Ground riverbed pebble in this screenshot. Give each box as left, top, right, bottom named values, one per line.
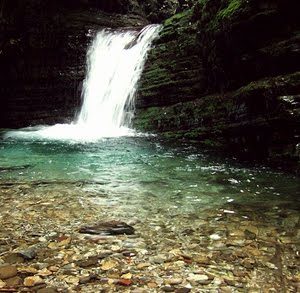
left=0, top=182, right=297, bottom=292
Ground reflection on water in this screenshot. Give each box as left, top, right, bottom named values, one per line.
left=0, top=133, right=299, bottom=214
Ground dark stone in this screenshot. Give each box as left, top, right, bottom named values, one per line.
left=76, top=257, right=99, bottom=268
left=79, top=274, right=98, bottom=284
left=18, top=247, right=37, bottom=260
left=79, top=220, right=135, bottom=235
left=175, top=288, right=191, bottom=293
left=76, top=253, right=111, bottom=268
left=161, top=286, right=175, bottom=292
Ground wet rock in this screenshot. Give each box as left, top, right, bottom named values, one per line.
left=18, top=266, right=38, bottom=274
left=137, top=262, right=151, bottom=269
left=79, top=220, right=135, bottom=235
left=165, top=278, right=183, bottom=285
left=242, top=259, right=256, bottom=269
left=131, top=289, right=147, bottom=293
left=148, top=282, right=158, bottom=288
left=3, top=253, right=24, bottom=264
left=79, top=274, right=98, bottom=284
left=37, top=288, right=58, bottom=293
left=64, top=276, right=80, bottom=285
left=162, top=285, right=175, bottom=292
left=187, top=273, right=209, bottom=285
left=233, top=269, right=248, bottom=278
left=117, top=279, right=132, bottom=286
left=38, top=268, right=53, bottom=277
left=24, top=276, right=45, bottom=287
left=0, top=265, right=18, bottom=279
left=175, top=288, right=191, bottom=293
left=76, top=256, right=100, bottom=268
left=5, top=276, right=23, bottom=287
left=18, top=247, right=37, bottom=260
left=101, top=259, right=119, bottom=271
left=121, top=273, right=132, bottom=279
left=265, top=262, right=277, bottom=270
left=151, top=255, right=167, bottom=264
left=224, top=277, right=236, bottom=286
left=194, top=255, right=210, bottom=265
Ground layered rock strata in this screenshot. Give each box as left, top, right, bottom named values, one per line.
left=0, top=0, right=183, bottom=127
left=135, top=0, right=300, bottom=170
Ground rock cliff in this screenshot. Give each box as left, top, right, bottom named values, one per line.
left=134, top=0, right=300, bottom=171
left=0, top=0, right=182, bottom=127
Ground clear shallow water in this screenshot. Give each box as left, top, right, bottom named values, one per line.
left=1, top=132, right=299, bottom=213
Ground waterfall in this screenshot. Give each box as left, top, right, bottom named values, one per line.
left=4, top=24, right=160, bottom=142
left=76, top=25, right=160, bottom=135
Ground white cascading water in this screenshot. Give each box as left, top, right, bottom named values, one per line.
left=4, top=25, right=160, bottom=142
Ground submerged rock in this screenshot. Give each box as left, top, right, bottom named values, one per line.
left=79, top=220, right=135, bottom=236
left=0, top=265, right=17, bottom=280
left=24, top=275, right=45, bottom=287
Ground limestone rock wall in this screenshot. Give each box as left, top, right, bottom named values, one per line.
left=136, top=9, right=205, bottom=109
left=134, top=0, right=300, bottom=170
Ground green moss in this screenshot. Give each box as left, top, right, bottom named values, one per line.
left=195, top=0, right=248, bottom=31
left=164, top=9, right=192, bottom=27
left=217, top=0, right=242, bottom=20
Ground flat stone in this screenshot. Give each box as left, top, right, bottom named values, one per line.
left=79, top=220, right=135, bottom=235
left=152, top=255, right=166, bottom=264
left=165, top=278, right=183, bottom=285
left=5, top=276, right=22, bottom=287
left=161, top=285, right=175, bottom=292
left=3, top=253, right=24, bottom=264
left=76, top=256, right=99, bottom=268
left=37, top=288, right=57, bottom=293
left=0, top=265, right=18, bottom=279
left=148, top=282, right=158, bottom=288
left=194, top=255, right=210, bottom=264
left=117, top=279, right=132, bottom=286
left=18, top=266, right=38, bottom=274
left=121, top=273, right=132, bottom=279
left=175, top=288, right=191, bottom=293
left=137, top=262, right=150, bottom=269
left=38, top=268, right=53, bottom=277
left=131, top=289, right=147, bottom=293
left=79, top=276, right=92, bottom=284
left=101, top=259, right=118, bottom=271
left=187, top=274, right=209, bottom=284
left=24, top=276, right=45, bottom=287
